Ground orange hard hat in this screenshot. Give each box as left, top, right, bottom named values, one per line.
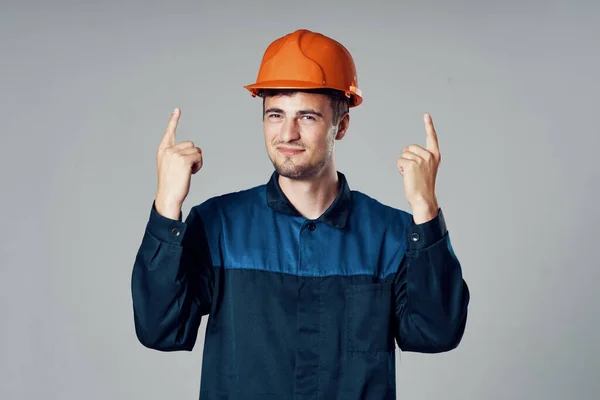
left=244, top=29, right=363, bottom=107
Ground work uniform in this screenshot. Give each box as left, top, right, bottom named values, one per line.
left=131, top=170, right=470, bottom=400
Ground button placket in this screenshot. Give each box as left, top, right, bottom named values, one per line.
left=294, top=219, right=321, bottom=395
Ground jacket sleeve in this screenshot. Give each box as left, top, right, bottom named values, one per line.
left=392, top=208, right=470, bottom=353
left=131, top=200, right=214, bottom=351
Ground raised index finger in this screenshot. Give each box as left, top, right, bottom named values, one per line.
left=424, top=113, right=439, bottom=154
left=160, top=108, right=180, bottom=148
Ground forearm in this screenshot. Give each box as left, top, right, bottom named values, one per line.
left=131, top=202, right=209, bottom=351
left=395, top=209, right=470, bottom=353
left=399, top=234, right=469, bottom=352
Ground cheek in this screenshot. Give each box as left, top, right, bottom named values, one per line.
left=264, top=126, right=278, bottom=143
left=311, top=130, right=334, bottom=150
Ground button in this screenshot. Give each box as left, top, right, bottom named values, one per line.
left=171, top=227, right=181, bottom=237
left=307, top=222, right=316, bottom=231
left=410, top=232, right=420, bottom=242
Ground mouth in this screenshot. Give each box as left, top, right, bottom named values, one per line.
left=276, top=146, right=305, bottom=155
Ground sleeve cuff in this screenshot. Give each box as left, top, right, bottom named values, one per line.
left=146, top=200, right=188, bottom=245
left=407, top=207, right=448, bottom=251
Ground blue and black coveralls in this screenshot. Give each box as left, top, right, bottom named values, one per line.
left=131, top=170, right=470, bottom=400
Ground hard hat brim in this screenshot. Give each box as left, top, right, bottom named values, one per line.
left=244, top=79, right=329, bottom=93
left=244, top=80, right=362, bottom=107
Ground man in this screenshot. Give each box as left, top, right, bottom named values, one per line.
left=131, top=29, right=470, bottom=400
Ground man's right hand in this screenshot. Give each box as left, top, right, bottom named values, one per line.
left=155, top=108, right=203, bottom=219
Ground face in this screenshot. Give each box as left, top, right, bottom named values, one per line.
left=263, top=92, right=348, bottom=180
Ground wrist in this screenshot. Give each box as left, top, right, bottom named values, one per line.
left=410, top=200, right=439, bottom=224
left=155, top=196, right=183, bottom=220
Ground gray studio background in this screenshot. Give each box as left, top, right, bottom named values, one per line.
left=1, top=1, right=599, bottom=399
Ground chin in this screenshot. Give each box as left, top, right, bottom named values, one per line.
left=272, top=159, right=327, bottom=180
left=277, top=168, right=308, bottom=180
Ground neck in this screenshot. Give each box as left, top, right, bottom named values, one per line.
left=278, top=165, right=339, bottom=220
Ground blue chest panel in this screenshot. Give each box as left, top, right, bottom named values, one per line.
left=194, top=185, right=411, bottom=280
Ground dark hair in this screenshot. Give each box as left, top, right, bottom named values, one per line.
left=259, top=88, right=349, bottom=125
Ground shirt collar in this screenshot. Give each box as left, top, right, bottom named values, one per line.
left=265, top=170, right=353, bottom=229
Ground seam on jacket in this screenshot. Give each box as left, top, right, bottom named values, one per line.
left=142, top=229, right=163, bottom=269
left=211, top=265, right=395, bottom=279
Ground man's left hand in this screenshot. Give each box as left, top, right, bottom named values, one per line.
left=397, top=113, right=441, bottom=224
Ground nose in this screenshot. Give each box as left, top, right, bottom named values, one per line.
left=280, top=117, right=300, bottom=142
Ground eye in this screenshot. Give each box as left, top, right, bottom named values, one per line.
left=299, top=115, right=318, bottom=124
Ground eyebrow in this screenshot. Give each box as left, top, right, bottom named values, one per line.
left=264, top=108, right=324, bottom=118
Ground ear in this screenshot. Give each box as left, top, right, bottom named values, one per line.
left=335, top=113, right=350, bottom=140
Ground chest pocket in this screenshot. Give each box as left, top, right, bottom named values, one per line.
left=344, top=282, right=395, bottom=353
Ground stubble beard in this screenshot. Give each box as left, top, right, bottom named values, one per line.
left=272, top=153, right=329, bottom=180
left=270, top=132, right=336, bottom=180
